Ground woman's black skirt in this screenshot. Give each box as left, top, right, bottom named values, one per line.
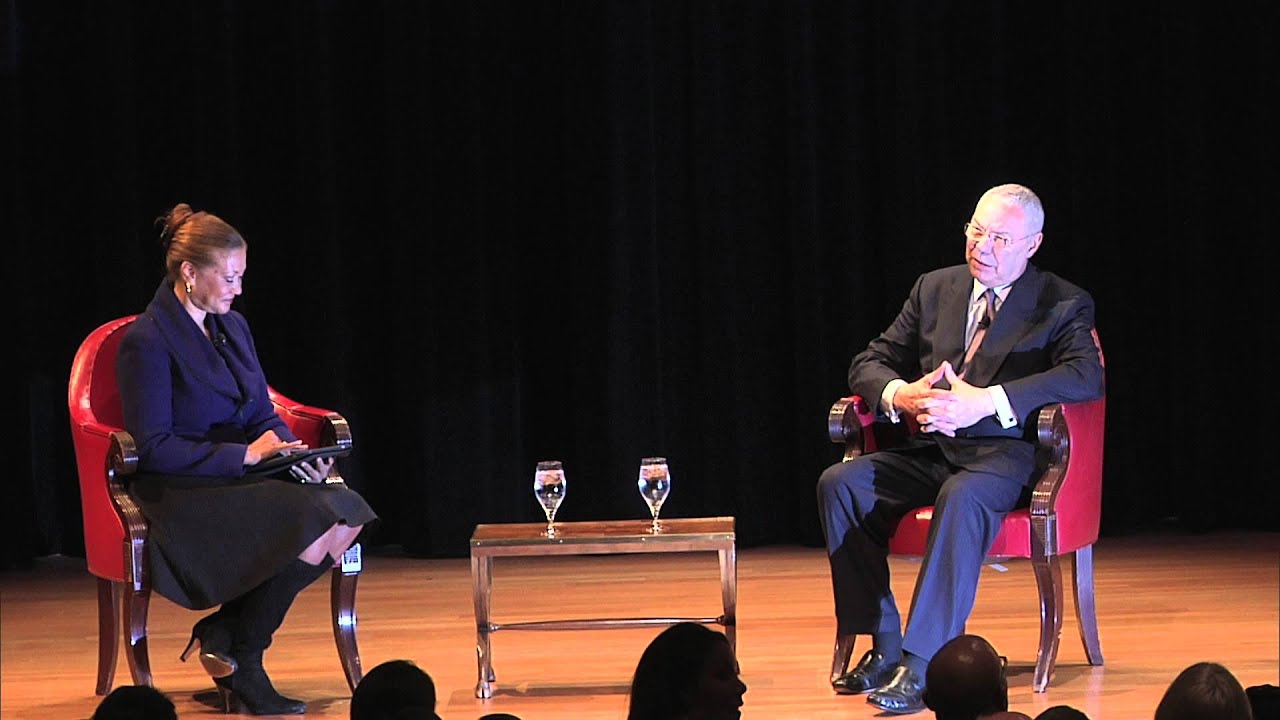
left=127, top=473, right=378, bottom=610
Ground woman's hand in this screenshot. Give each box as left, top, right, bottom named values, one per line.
left=288, top=457, right=335, bottom=484
left=244, top=430, right=306, bottom=466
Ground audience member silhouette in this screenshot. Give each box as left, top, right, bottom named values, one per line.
left=921, top=634, right=1009, bottom=720
left=627, top=622, right=747, bottom=720
left=92, top=685, right=178, bottom=720
left=477, top=715, right=523, bottom=720
left=350, top=660, right=441, bottom=720
left=1155, top=662, right=1254, bottom=720
left=1247, top=684, right=1280, bottom=720
left=1033, top=705, right=1090, bottom=720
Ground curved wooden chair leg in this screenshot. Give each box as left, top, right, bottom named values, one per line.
left=1031, top=553, right=1064, bottom=693
left=122, top=583, right=153, bottom=687
left=96, top=578, right=120, bottom=695
left=1072, top=545, right=1104, bottom=666
left=332, top=553, right=363, bottom=692
left=830, top=634, right=856, bottom=684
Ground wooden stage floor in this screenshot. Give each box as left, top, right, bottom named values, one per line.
left=2, top=530, right=1277, bottom=720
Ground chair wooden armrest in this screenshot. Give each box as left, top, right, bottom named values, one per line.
left=827, top=396, right=867, bottom=459
left=1031, top=404, right=1069, bottom=523
left=828, top=394, right=911, bottom=460
left=269, top=388, right=353, bottom=481
left=103, top=430, right=148, bottom=590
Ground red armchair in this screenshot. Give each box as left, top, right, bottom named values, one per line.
left=69, top=315, right=365, bottom=695
left=826, top=341, right=1106, bottom=692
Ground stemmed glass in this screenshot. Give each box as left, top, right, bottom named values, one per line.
left=533, top=460, right=567, bottom=537
left=637, top=457, right=671, bottom=534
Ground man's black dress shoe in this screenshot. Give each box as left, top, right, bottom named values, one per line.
left=867, top=665, right=926, bottom=715
left=831, top=649, right=897, bottom=695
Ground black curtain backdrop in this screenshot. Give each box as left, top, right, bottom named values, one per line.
left=7, top=2, right=1277, bottom=566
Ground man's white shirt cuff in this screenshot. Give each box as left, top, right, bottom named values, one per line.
left=988, top=385, right=1018, bottom=428
left=881, top=379, right=907, bottom=423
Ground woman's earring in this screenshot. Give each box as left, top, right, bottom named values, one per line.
left=184, top=280, right=193, bottom=295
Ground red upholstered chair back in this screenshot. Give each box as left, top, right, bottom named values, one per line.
left=68, top=315, right=139, bottom=583
left=1046, top=398, right=1105, bottom=554
left=1049, top=328, right=1106, bottom=553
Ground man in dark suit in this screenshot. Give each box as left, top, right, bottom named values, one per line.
left=817, top=184, right=1105, bottom=714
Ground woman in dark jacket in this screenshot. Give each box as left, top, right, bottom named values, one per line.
left=116, top=203, right=377, bottom=715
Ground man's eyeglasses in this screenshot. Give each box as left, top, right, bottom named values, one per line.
left=964, top=222, right=1036, bottom=249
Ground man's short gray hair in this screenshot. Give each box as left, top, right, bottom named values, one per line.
left=980, top=183, right=1044, bottom=234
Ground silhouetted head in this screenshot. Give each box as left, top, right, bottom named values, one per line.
left=1245, top=684, right=1280, bottom=720
left=923, top=634, right=1008, bottom=720
left=351, top=659, right=439, bottom=720
left=1155, top=662, right=1254, bottom=720
left=628, top=622, right=747, bottom=720
left=1034, top=705, right=1091, bottom=720
left=92, top=685, right=177, bottom=720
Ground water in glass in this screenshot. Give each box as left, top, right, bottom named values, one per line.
left=533, top=460, right=567, bottom=536
left=638, top=457, right=671, bottom=533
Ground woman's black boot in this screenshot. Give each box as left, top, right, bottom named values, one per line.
left=214, top=654, right=306, bottom=715
left=219, top=557, right=331, bottom=715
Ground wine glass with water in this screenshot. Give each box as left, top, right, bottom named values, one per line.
left=533, top=460, right=567, bottom=537
left=638, top=457, right=671, bottom=533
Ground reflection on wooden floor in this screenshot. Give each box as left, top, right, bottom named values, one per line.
left=1, top=530, right=1277, bottom=720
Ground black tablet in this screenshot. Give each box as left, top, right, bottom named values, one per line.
left=254, top=445, right=351, bottom=475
